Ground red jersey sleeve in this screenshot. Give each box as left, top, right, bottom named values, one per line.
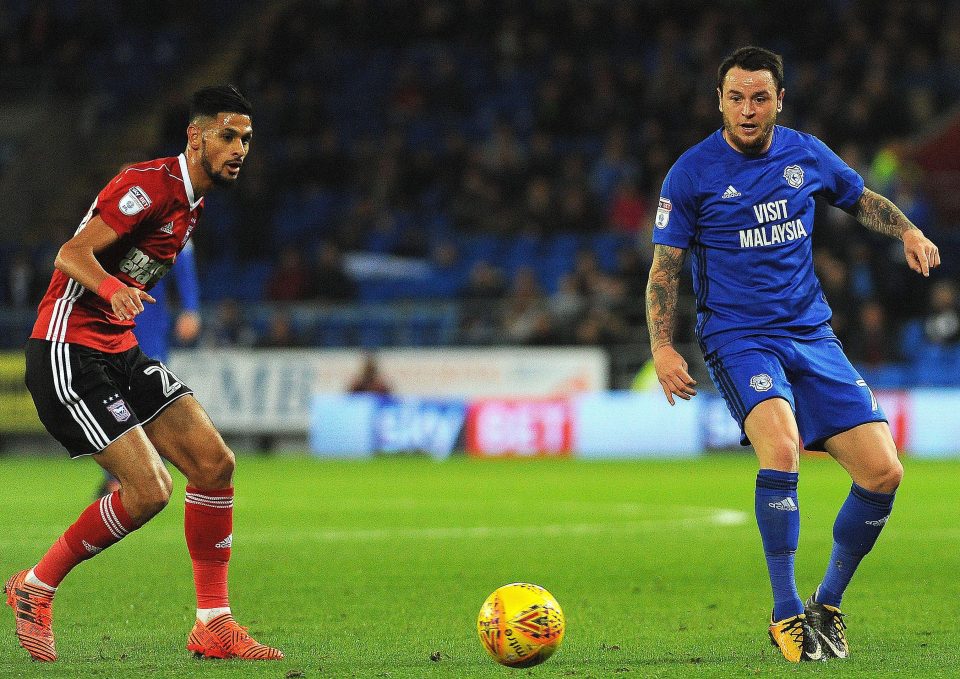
left=95, top=171, right=167, bottom=237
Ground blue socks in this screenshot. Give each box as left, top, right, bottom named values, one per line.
left=755, top=469, right=803, bottom=620
left=816, top=483, right=896, bottom=608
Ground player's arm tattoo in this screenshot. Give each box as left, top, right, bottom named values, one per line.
left=852, top=188, right=921, bottom=240
left=646, top=244, right=686, bottom=352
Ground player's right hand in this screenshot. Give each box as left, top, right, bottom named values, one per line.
left=111, top=287, right=156, bottom=321
left=652, top=345, right=697, bottom=406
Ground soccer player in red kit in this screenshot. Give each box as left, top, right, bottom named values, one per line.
left=4, top=85, right=283, bottom=662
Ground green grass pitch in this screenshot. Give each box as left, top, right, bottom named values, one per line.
left=0, top=453, right=958, bottom=678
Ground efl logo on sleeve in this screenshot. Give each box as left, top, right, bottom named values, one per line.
left=118, top=186, right=152, bottom=216
left=655, top=197, right=672, bottom=229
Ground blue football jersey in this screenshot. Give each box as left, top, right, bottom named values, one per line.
left=134, top=240, right=200, bottom=362
left=652, top=126, right=864, bottom=355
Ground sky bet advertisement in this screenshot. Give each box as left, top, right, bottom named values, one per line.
left=309, top=390, right=960, bottom=459
left=310, top=392, right=702, bottom=459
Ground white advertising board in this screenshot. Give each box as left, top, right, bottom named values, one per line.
left=169, top=347, right=607, bottom=433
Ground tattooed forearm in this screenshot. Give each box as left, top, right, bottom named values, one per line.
left=852, top=188, right=920, bottom=240
left=646, top=244, right=686, bottom=352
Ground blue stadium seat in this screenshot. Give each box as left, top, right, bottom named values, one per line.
left=899, top=320, right=925, bottom=359
left=359, top=317, right=391, bottom=348
left=199, top=258, right=238, bottom=302
left=592, top=232, right=633, bottom=272
left=502, top=234, right=541, bottom=278
left=234, top=260, right=272, bottom=302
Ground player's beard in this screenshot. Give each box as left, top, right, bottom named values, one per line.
left=200, top=141, right=238, bottom=188
left=722, top=111, right=776, bottom=155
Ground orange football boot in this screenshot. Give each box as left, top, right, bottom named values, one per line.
left=187, top=612, right=283, bottom=660
left=4, top=569, right=57, bottom=662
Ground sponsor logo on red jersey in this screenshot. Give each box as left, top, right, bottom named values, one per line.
left=118, top=246, right=173, bottom=286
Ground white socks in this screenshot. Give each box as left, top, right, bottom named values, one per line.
left=197, top=607, right=231, bottom=624
left=25, top=569, right=56, bottom=592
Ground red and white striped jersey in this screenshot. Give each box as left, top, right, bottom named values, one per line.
left=31, top=154, right=204, bottom=352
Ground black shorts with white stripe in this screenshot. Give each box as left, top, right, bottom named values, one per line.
left=24, top=339, right=194, bottom=458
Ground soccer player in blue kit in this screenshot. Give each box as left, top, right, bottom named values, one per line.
left=645, top=47, right=940, bottom=663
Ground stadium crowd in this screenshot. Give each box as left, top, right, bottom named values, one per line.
left=2, top=0, right=960, bottom=383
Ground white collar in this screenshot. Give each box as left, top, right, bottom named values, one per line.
left=177, top=154, right=202, bottom=209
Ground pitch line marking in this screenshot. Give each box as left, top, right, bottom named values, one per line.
left=0, top=508, right=749, bottom=547
left=266, top=507, right=749, bottom=543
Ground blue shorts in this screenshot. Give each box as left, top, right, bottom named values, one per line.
left=705, top=335, right=887, bottom=452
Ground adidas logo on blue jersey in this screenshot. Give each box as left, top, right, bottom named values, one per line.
left=722, top=185, right=741, bottom=199
left=768, top=497, right=798, bottom=511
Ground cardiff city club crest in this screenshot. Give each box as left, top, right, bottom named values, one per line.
left=749, top=373, right=773, bottom=392
left=783, top=165, right=804, bottom=188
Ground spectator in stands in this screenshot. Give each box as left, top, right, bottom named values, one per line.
left=556, top=184, right=604, bottom=233
left=615, top=246, right=650, bottom=302
left=608, top=180, right=649, bottom=235
left=526, top=130, right=559, bottom=181
left=265, top=246, right=311, bottom=302
left=449, top=166, right=501, bottom=233
left=571, top=248, right=603, bottom=297
left=8, top=0, right=960, bottom=368
left=891, top=165, right=935, bottom=229
left=522, top=176, right=554, bottom=235
left=549, top=273, right=586, bottom=335
left=923, top=280, right=960, bottom=345
left=461, top=260, right=506, bottom=305
left=481, top=120, right=526, bottom=187
left=348, top=353, right=392, bottom=395
left=232, top=157, right=276, bottom=261
left=847, top=241, right=877, bottom=302
left=526, top=311, right=565, bottom=346
left=459, top=261, right=507, bottom=344
left=502, top=266, right=545, bottom=344
left=255, top=309, right=304, bottom=348
left=815, top=251, right=855, bottom=344
left=574, top=307, right=625, bottom=348
left=423, top=240, right=463, bottom=298
left=4, top=250, right=37, bottom=309
left=308, top=241, right=356, bottom=303
left=846, top=300, right=898, bottom=366
left=203, top=298, right=256, bottom=348
left=590, top=127, right=639, bottom=206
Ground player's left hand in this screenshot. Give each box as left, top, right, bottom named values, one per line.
left=902, top=229, right=940, bottom=277
left=652, top=345, right=698, bottom=406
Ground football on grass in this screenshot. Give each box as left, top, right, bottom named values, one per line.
left=476, top=582, right=565, bottom=668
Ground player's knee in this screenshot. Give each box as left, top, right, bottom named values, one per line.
left=192, top=443, right=235, bottom=489
left=871, top=457, right=903, bottom=494
left=757, top=438, right=800, bottom=471
left=124, top=467, right=172, bottom=525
